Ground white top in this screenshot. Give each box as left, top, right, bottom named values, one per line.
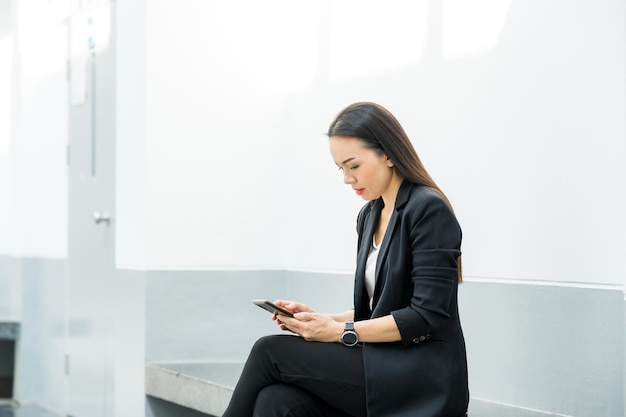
left=365, top=236, right=380, bottom=307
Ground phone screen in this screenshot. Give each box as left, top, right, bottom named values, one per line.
left=252, top=299, right=294, bottom=317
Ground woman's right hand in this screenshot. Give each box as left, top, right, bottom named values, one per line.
left=273, top=300, right=315, bottom=314
left=272, top=300, right=314, bottom=332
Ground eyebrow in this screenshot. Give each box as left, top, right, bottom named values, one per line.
left=335, top=156, right=357, bottom=168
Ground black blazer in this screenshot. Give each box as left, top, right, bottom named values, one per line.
left=354, top=180, right=469, bottom=417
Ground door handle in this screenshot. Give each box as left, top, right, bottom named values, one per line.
left=93, top=211, right=111, bottom=225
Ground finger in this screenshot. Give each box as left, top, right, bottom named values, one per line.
left=294, top=312, right=314, bottom=321
left=274, top=299, right=291, bottom=308
left=282, top=324, right=297, bottom=334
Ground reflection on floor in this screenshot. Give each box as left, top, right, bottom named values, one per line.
left=0, top=403, right=60, bottom=417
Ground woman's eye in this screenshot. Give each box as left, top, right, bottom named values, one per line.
left=350, top=165, right=359, bottom=170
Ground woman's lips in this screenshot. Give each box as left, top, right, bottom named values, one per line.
left=355, top=188, right=364, bottom=196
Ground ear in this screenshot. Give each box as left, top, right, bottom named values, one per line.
left=386, top=157, right=394, bottom=168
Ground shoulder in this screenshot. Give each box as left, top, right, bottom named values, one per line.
left=400, top=183, right=461, bottom=239
left=401, top=183, right=453, bottom=217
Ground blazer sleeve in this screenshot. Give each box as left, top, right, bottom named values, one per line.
left=391, top=193, right=462, bottom=347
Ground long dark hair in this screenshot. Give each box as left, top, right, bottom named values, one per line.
left=327, top=102, right=463, bottom=283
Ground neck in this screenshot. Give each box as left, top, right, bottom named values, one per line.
left=381, top=174, right=404, bottom=212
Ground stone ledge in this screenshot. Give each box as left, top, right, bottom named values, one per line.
left=0, top=322, right=19, bottom=341
left=145, top=362, right=565, bottom=417
left=145, top=362, right=244, bottom=417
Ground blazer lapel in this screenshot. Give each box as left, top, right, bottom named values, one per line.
left=354, top=199, right=381, bottom=319
left=372, top=181, right=413, bottom=308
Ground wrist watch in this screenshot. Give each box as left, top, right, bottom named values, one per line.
left=341, top=320, right=359, bottom=346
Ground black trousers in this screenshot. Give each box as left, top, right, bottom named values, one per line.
left=221, top=335, right=367, bottom=417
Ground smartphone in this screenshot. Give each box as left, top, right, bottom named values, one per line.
left=252, top=299, right=294, bottom=317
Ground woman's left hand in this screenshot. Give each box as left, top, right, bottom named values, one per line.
left=275, top=312, right=344, bottom=343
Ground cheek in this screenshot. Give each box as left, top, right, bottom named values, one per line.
left=357, top=168, right=378, bottom=187
left=360, top=165, right=382, bottom=183
left=367, top=167, right=392, bottom=191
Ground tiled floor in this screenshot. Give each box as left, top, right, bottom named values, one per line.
left=0, top=403, right=59, bottom=417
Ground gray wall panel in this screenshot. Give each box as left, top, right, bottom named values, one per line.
left=14, top=257, right=66, bottom=414
left=0, top=256, right=21, bottom=319
left=283, top=270, right=353, bottom=314
left=459, top=281, right=623, bottom=417
left=114, top=268, right=147, bottom=417
left=146, top=270, right=287, bottom=362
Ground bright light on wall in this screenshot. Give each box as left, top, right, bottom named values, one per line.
left=227, top=1, right=320, bottom=93
left=442, top=0, right=511, bottom=60
left=17, top=0, right=73, bottom=81
left=329, top=0, right=428, bottom=83
left=18, top=25, right=67, bottom=105
left=0, top=36, right=12, bottom=155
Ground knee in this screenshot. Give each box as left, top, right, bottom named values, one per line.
left=252, top=334, right=279, bottom=349
left=253, top=384, right=330, bottom=417
left=252, top=385, right=290, bottom=417
left=250, top=334, right=290, bottom=358
left=250, top=334, right=280, bottom=355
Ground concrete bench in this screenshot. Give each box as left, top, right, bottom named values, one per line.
left=145, top=361, right=560, bottom=417
left=146, top=362, right=243, bottom=417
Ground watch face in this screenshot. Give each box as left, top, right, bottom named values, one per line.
left=342, top=331, right=358, bottom=346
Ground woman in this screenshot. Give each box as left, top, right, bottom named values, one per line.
left=222, top=102, right=469, bottom=417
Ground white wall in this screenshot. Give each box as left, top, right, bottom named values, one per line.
left=141, top=1, right=300, bottom=269
left=116, top=0, right=146, bottom=269
left=0, top=0, right=12, bottom=257
left=444, top=0, right=626, bottom=285
left=118, top=0, right=626, bottom=286
left=0, top=0, right=68, bottom=259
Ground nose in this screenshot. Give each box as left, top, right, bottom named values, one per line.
left=343, top=171, right=355, bottom=184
